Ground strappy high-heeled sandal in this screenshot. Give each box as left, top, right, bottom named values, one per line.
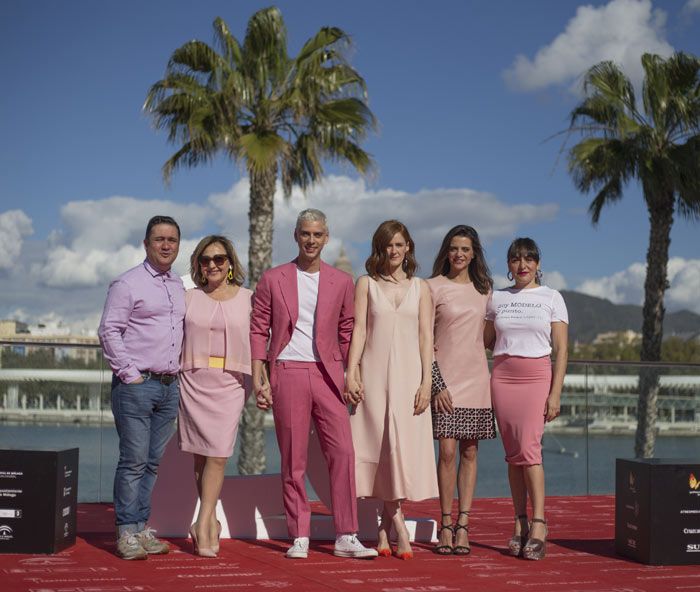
left=523, top=517, right=547, bottom=560
left=433, top=513, right=454, bottom=555
left=453, top=510, right=471, bottom=555
left=507, top=514, right=529, bottom=557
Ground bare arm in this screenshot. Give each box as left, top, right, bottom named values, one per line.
left=545, top=321, right=568, bottom=422
left=345, top=276, right=369, bottom=405
left=483, top=320, right=496, bottom=351
left=414, top=280, right=434, bottom=415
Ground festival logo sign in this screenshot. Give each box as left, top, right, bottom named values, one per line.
left=690, top=473, right=700, bottom=494
left=0, top=524, right=13, bottom=540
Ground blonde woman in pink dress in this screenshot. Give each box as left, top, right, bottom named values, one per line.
left=428, top=225, right=495, bottom=556
left=345, top=220, right=438, bottom=560
left=485, top=237, right=568, bottom=561
left=178, top=235, right=252, bottom=557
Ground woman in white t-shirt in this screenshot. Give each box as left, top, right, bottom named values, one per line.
left=485, top=237, right=568, bottom=561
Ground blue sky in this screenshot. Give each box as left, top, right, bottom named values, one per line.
left=1, top=0, right=700, bottom=331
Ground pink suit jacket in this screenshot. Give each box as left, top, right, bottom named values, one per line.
left=250, top=260, right=355, bottom=399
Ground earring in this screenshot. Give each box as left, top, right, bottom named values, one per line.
left=536, top=269, right=543, bottom=284
left=200, top=276, right=208, bottom=286
left=227, top=268, right=234, bottom=283
left=507, top=271, right=513, bottom=281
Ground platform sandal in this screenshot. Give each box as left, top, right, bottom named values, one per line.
left=508, top=514, right=529, bottom=557
left=523, top=518, right=547, bottom=561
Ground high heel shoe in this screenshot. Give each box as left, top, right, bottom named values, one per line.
left=523, top=518, right=547, bottom=561
left=453, top=510, right=471, bottom=556
left=376, top=519, right=392, bottom=557
left=190, top=523, right=217, bottom=558
left=211, top=520, right=222, bottom=554
left=434, top=512, right=454, bottom=555
left=394, top=550, right=413, bottom=560
left=507, top=514, right=529, bottom=557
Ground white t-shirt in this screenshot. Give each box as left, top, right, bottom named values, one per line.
left=485, top=286, right=568, bottom=358
left=278, top=269, right=321, bottom=362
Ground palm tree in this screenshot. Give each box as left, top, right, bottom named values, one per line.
left=144, top=7, right=376, bottom=474
left=566, top=52, right=700, bottom=457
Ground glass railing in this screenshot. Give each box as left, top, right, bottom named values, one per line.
left=1, top=341, right=698, bottom=502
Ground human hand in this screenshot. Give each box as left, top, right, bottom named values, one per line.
left=544, top=394, right=560, bottom=422
left=432, top=388, right=454, bottom=414
left=256, top=382, right=273, bottom=410
left=414, top=383, right=431, bottom=415
left=344, top=377, right=364, bottom=405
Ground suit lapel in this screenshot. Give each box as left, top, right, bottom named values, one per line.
left=279, top=262, right=299, bottom=327
left=317, top=261, right=335, bottom=324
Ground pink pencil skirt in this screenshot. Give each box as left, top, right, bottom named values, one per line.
left=490, top=355, right=551, bottom=466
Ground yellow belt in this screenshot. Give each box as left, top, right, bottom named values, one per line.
left=208, top=356, right=225, bottom=368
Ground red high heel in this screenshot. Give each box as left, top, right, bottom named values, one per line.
left=394, top=549, right=413, bottom=560
left=377, top=546, right=392, bottom=557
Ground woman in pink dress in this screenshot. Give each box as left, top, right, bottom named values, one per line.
left=345, top=220, right=437, bottom=560
left=178, top=235, right=252, bottom=557
left=485, top=238, right=568, bottom=561
left=428, top=225, right=495, bottom=555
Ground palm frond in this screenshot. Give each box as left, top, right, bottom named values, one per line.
left=670, top=136, right=700, bottom=219
left=588, top=177, right=624, bottom=224
left=238, top=132, right=289, bottom=174
left=213, top=17, right=243, bottom=67
left=168, top=40, right=225, bottom=75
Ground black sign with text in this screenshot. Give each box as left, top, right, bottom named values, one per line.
left=0, top=448, right=78, bottom=554
left=616, top=458, right=700, bottom=565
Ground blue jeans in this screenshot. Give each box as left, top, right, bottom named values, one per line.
left=111, top=374, right=179, bottom=536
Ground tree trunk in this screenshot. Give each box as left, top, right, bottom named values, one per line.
left=237, top=166, right=277, bottom=476
left=634, top=194, right=674, bottom=458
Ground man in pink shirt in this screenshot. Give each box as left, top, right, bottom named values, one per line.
left=98, top=215, right=185, bottom=560
left=250, top=209, right=376, bottom=559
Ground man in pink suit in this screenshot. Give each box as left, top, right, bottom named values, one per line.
left=250, top=209, right=377, bottom=560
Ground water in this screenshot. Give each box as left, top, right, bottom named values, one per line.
left=0, top=423, right=697, bottom=502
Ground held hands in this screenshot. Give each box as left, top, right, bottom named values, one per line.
left=544, top=393, right=560, bottom=422
left=413, top=383, right=431, bottom=416
left=432, top=388, right=454, bottom=414
left=344, top=376, right=364, bottom=405
left=255, top=381, right=273, bottom=411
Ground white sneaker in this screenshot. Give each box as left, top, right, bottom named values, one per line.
left=286, top=537, right=309, bottom=559
left=334, top=534, right=378, bottom=558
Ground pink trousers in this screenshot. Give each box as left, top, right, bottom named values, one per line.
left=272, top=361, right=358, bottom=538
left=490, top=355, right=552, bottom=466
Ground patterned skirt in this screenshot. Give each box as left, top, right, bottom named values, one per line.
left=432, top=407, right=496, bottom=440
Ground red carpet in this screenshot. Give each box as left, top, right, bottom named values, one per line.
left=1, top=496, right=695, bottom=592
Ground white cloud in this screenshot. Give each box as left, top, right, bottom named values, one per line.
left=576, top=258, right=700, bottom=313
left=210, top=175, right=559, bottom=275
left=685, top=0, right=700, bottom=13
left=5, top=176, right=558, bottom=329
left=503, top=0, right=673, bottom=92
left=37, top=198, right=210, bottom=287
left=544, top=270, right=568, bottom=291
left=0, top=210, right=33, bottom=270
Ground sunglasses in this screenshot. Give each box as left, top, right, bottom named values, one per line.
left=198, top=254, right=229, bottom=267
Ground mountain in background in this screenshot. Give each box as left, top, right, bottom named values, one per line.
left=561, top=290, right=700, bottom=343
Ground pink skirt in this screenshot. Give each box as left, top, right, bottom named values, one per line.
left=490, top=355, right=551, bottom=465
